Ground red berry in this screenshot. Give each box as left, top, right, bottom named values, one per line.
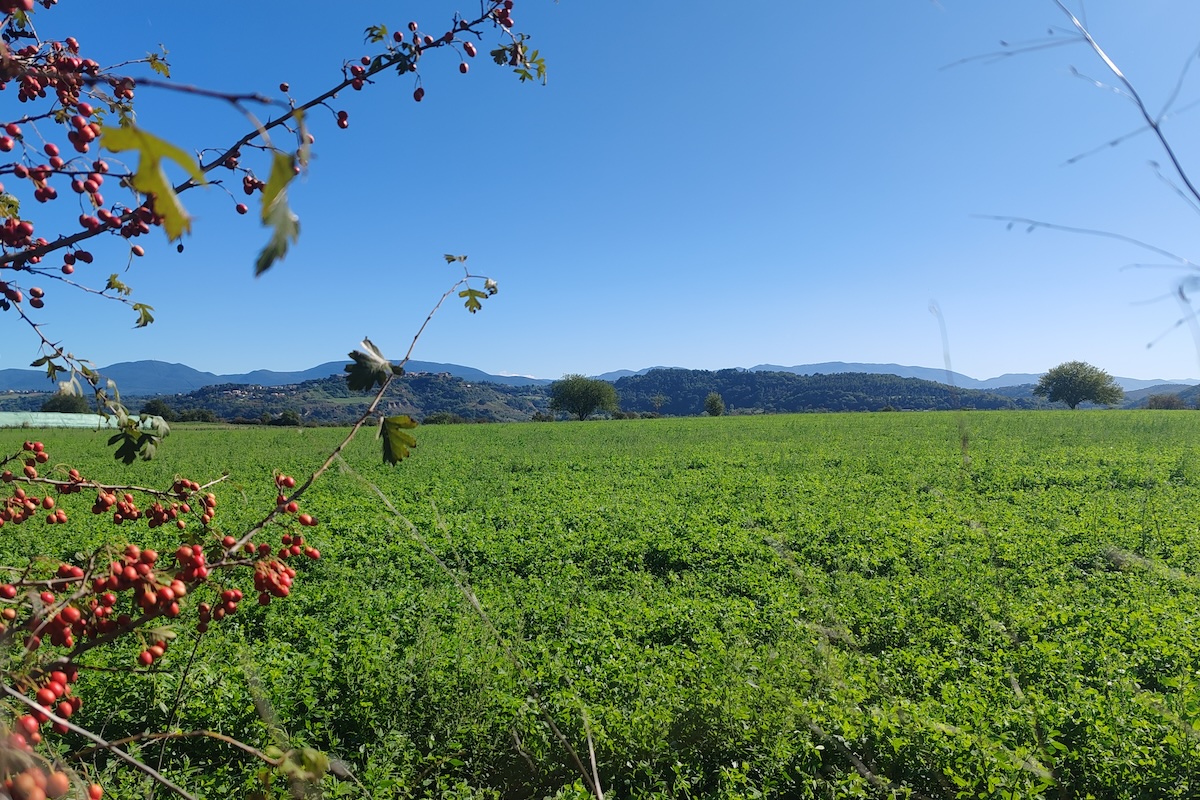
left=459, top=62, right=469, bottom=74
left=413, top=87, right=425, bottom=102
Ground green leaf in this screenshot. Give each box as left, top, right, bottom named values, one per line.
left=443, top=254, right=467, bottom=264
left=379, top=415, right=418, bottom=465
left=364, top=24, right=388, bottom=44
left=458, top=287, right=487, bottom=314
left=255, top=151, right=300, bottom=275
left=345, top=338, right=397, bottom=391
left=132, top=302, right=155, bottom=328
left=101, top=124, right=206, bottom=241
left=147, top=52, right=170, bottom=77
left=0, top=193, right=20, bottom=218
left=105, top=274, right=132, bottom=296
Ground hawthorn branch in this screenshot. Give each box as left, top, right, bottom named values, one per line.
left=72, top=729, right=280, bottom=767
left=1, top=683, right=200, bottom=800
left=0, top=1, right=524, bottom=270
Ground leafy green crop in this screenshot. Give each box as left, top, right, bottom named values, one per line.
left=10, top=411, right=1200, bottom=798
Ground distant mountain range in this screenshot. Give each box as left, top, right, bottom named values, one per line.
left=599, top=362, right=1196, bottom=393
left=0, top=359, right=1192, bottom=396
left=0, top=359, right=552, bottom=395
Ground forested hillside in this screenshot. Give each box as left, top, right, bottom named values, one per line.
left=0, top=369, right=1077, bottom=422
left=614, top=369, right=1041, bottom=415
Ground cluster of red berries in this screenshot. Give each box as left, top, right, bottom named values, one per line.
left=493, top=0, right=516, bottom=29
left=0, top=217, right=34, bottom=248
left=0, top=764, right=97, bottom=800
left=252, top=559, right=296, bottom=605
left=348, top=56, right=370, bottom=90
left=59, top=248, right=91, bottom=275
left=3, top=36, right=101, bottom=110
left=3, top=660, right=105, bottom=799
left=196, top=587, right=242, bottom=633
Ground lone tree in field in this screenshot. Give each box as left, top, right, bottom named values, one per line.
left=705, top=391, right=725, bottom=416
left=1147, top=393, right=1189, bottom=410
left=549, top=374, right=618, bottom=420
left=40, top=391, right=89, bottom=414
left=1033, top=361, right=1124, bottom=409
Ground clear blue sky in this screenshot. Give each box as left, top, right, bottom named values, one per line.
left=12, top=2, right=1200, bottom=382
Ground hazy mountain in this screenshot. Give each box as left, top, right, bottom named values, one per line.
left=751, top=362, right=981, bottom=387
left=593, top=366, right=682, bottom=382
left=747, top=362, right=1197, bottom=392
left=0, top=359, right=551, bottom=396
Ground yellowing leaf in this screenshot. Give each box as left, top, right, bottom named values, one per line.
left=379, top=415, right=418, bottom=465
left=101, top=125, right=206, bottom=241
left=255, top=151, right=300, bottom=275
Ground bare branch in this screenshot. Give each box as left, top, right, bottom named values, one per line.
left=976, top=214, right=1200, bottom=267
left=1053, top=0, right=1200, bottom=207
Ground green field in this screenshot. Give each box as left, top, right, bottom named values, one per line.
left=9, top=411, right=1200, bottom=799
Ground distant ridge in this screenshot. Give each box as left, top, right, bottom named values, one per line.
left=747, top=362, right=1196, bottom=392
left=0, top=358, right=1192, bottom=397
left=0, top=359, right=551, bottom=396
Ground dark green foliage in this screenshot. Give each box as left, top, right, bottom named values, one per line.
left=268, top=409, right=303, bottom=426
left=40, top=391, right=89, bottom=413
left=345, top=338, right=400, bottom=392
left=1147, top=393, right=1188, bottom=410
left=548, top=374, right=618, bottom=420
left=1033, top=360, right=1124, bottom=409
left=615, top=368, right=1033, bottom=415
left=704, top=391, right=724, bottom=416
left=14, top=413, right=1200, bottom=797
left=139, top=397, right=178, bottom=421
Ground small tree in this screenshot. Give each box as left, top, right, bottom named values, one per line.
left=1033, top=361, right=1124, bottom=409
left=549, top=374, right=618, bottom=420
left=140, top=397, right=178, bottom=421
left=704, top=391, right=725, bottom=417
left=40, top=391, right=89, bottom=413
left=1148, top=393, right=1188, bottom=410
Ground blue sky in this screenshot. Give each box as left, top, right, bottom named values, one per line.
left=11, top=2, right=1200, bottom=381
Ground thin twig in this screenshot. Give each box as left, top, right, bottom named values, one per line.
left=977, top=214, right=1200, bottom=267
left=2, top=683, right=200, bottom=800
left=1053, top=0, right=1200, bottom=207
left=71, top=729, right=280, bottom=766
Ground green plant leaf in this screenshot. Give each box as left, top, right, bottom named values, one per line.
left=459, top=287, right=486, bottom=313
left=105, top=274, right=132, bottom=296
left=255, top=151, right=300, bottom=275
left=379, top=415, right=418, bottom=465
left=0, top=193, right=19, bottom=218
left=345, top=338, right=397, bottom=391
left=131, top=303, right=155, bottom=328
left=101, top=125, right=205, bottom=241
left=147, top=52, right=170, bottom=77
